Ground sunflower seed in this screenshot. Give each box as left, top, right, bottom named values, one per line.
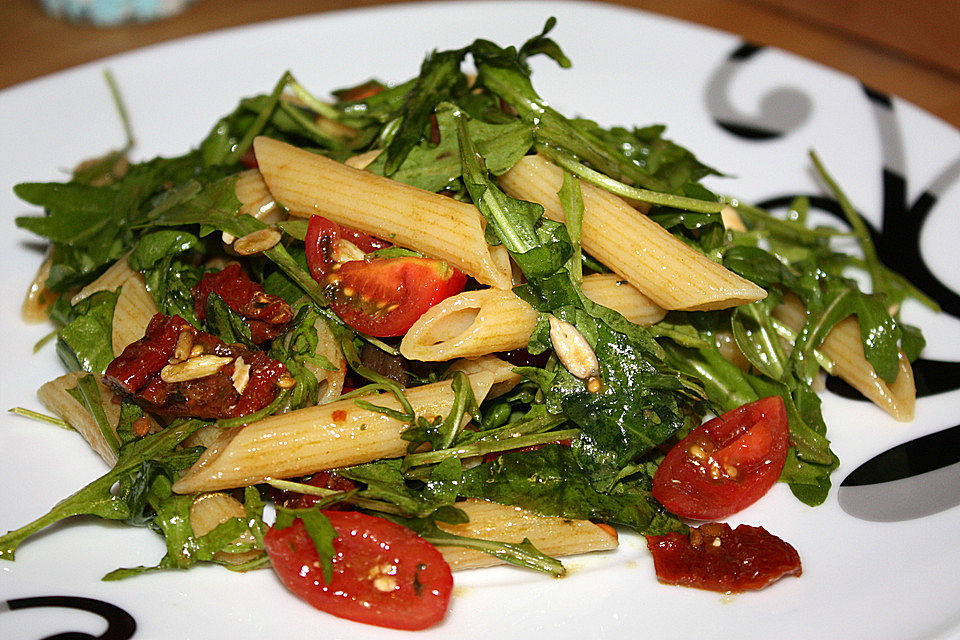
left=548, top=315, right=600, bottom=380
left=161, top=354, right=234, bottom=383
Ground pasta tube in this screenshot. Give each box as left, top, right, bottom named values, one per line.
left=37, top=372, right=123, bottom=466
left=172, top=372, right=496, bottom=494
left=303, top=316, right=348, bottom=404
left=499, top=155, right=766, bottom=311
left=438, top=499, right=618, bottom=571
left=224, top=168, right=288, bottom=246
left=774, top=295, right=915, bottom=420
left=190, top=492, right=263, bottom=565
left=580, top=273, right=667, bottom=325
left=253, top=137, right=513, bottom=289
left=400, top=276, right=666, bottom=362
left=447, top=355, right=523, bottom=399
left=71, top=256, right=159, bottom=356
left=22, top=250, right=55, bottom=323
left=400, top=289, right=537, bottom=362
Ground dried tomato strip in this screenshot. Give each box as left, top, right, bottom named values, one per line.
left=646, top=522, right=802, bottom=593
left=104, top=314, right=289, bottom=420
left=270, top=471, right=358, bottom=510
left=192, top=263, right=293, bottom=344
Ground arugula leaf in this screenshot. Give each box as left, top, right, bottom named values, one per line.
left=383, top=49, right=469, bottom=174
left=129, top=231, right=204, bottom=324
left=459, top=445, right=685, bottom=535
left=458, top=112, right=572, bottom=278
left=340, top=458, right=462, bottom=518
left=399, top=372, right=478, bottom=451
left=268, top=304, right=329, bottom=411
left=203, top=292, right=255, bottom=346
left=56, top=289, right=119, bottom=374
left=66, top=373, right=120, bottom=457
left=14, top=182, right=119, bottom=243
left=0, top=420, right=206, bottom=560
left=366, top=104, right=534, bottom=191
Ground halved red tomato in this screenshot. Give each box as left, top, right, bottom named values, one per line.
left=652, top=396, right=789, bottom=520
left=264, top=511, right=453, bottom=630
left=304, top=215, right=342, bottom=282
left=304, top=215, right=467, bottom=337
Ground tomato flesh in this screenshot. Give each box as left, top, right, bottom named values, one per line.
left=652, top=396, right=789, bottom=520
left=304, top=215, right=467, bottom=337
left=328, top=257, right=466, bottom=337
left=646, top=522, right=802, bottom=592
left=264, top=511, right=453, bottom=630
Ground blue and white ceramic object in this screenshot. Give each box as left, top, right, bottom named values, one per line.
left=40, top=0, right=195, bottom=25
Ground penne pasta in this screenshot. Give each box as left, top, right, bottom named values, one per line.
left=235, top=168, right=285, bottom=224
left=400, top=276, right=666, bottom=362
left=70, top=256, right=159, bottom=356
left=437, top=498, right=618, bottom=571
left=400, top=288, right=537, bottom=362
left=580, top=273, right=667, bottom=326
left=498, top=155, right=766, bottom=311
left=225, top=168, right=288, bottom=245
left=189, top=492, right=263, bottom=565
left=447, top=355, right=523, bottom=399
left=172, top=371, right=496, bottom=494
left=37, top=372, right=123, bottom=466
left=22, top=249, right=55, bottom=323
left=774, top=294, right=915, bottom=420
left=253, top=136, right=513, bottom=289
left=306, top=316, right=348, bottom=405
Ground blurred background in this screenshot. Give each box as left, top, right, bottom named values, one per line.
left=2, top=0, right=959, bottom=128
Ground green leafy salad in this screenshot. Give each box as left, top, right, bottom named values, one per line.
left=2, top=19, right=932, bottom=630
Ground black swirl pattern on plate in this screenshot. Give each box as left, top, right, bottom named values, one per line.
left=1, top=596, right=135, bottom=640
left=706, top=43, right=813, bottom=140
left=709, top=42, right=960, bottom=401
left=708, top=44, right=960, bottom=494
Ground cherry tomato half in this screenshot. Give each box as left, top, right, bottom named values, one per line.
left=264, top=511, right=453, bottom=631
left=652, top=396, right=789, bottom=520
left=304, top=215, right=467, bottom=337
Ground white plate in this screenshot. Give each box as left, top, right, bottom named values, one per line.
left=2, top=2, right=959, bottom=639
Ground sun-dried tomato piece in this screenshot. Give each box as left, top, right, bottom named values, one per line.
left=271, top=471, right=358, bottom=510
left=104, top=314, right=290, bottom=419
left=646, top=522, right=801, bottom=593
left=192, top=263, right=294, bottom=344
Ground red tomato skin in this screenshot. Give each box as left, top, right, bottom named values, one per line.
left=329, top=257, right=467, bottom=337
left=264, top=511, right=453, bottom=631
left=339, top=225, right=392, bottom=253
left=304, top=214, right=465, bottom=337
left=304, top=216, right=342, bottom=283
left=646, top=522, right=802, bottom=592
left=652, top=396, right=789, bottom=520
left=304, top=215, right=391, bottom=282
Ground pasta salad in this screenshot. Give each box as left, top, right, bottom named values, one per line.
left=2, top=20, right=930, bottom=630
